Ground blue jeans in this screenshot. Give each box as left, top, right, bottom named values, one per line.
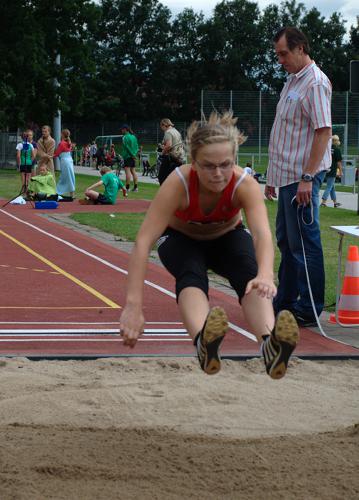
left=322, top=176, right=337, bottom=202
left=273, top=171, right=326, bottom=320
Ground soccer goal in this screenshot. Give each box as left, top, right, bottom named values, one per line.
left=94, top=135, right=123, bottom=148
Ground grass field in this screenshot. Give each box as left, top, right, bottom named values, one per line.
left=0, top=169, right=159, bottom=201
left=1, top=168, right=358, bottom=311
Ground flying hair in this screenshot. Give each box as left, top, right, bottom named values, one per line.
left=186, top=111, right=247, bottom=161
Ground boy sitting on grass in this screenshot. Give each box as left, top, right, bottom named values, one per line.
left=80, top=166, right=127, bottom=205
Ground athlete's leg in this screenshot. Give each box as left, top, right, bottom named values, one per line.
left=241, top=291, right=275, bottom=341
left=209, top=226, right=298, bottom=378
left=178, top=287, right=209, bottom=340
left=157, top=229, right=227, bottom=374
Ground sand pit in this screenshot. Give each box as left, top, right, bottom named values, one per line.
left=0, top=356, right=358, bottom=499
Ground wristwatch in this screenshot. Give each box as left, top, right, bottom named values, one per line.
left=301, top=173, right=314, bottom=182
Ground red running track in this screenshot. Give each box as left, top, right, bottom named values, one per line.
left=0, top=202, right=358, bottom=359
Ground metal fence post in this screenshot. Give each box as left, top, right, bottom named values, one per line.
left=259, top=90, right=262, bottom=162
left=344, top=91, right=348, bottom=159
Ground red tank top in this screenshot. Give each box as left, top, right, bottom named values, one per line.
left=174, top=168, right=241, bottom=225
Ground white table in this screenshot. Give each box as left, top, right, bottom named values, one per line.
left=330, top=226, right=359, bottom=327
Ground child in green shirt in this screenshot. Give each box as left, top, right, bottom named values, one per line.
left=80, top=166, right=127, bottom=205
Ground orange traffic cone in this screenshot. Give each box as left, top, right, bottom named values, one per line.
left=330, top=245, right=359, bottom=325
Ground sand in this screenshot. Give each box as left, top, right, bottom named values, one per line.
left=0, top=356, right=358, bottom=499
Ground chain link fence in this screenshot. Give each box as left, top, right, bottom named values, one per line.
left=201, top=90, right=359, bottom=166
left=62, top=120, right=189, bottom=148
left=2, top=91, right=358, bottom=175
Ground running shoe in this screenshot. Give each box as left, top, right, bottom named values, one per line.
left=262, top=310, right=299, bottom=380
left=195, top=306, right=228, bottom=375
left=132, top=187, right=138, bottom=192
left=334, top=202, right=341, bottom=208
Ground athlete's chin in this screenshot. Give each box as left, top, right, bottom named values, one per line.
left=209, top=181, right=226, bottom=190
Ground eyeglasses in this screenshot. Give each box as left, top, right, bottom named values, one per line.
left=195, top=160, right=234, bottom=171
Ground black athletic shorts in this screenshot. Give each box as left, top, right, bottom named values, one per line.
left=157, top=225, right=258, bottom=302
left=97, top=193, right=112, bottom=205
left=20, top=164, right=32, bottom=173
left=124, top=157, right=135, bottom=169
left=158, top=155, right=182, bottom=185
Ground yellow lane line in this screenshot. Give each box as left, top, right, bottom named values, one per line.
left=0, top=230, right=120, bottom=309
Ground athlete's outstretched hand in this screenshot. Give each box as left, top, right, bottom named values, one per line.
left=120, top=305, right=145, bottom=348
left=244, top=276, right=277, bottom=299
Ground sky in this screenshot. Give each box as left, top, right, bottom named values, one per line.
left=160, top=0, right=358, bottom=31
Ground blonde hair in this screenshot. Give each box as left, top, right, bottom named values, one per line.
left=332, top=134, right=340, bottom=146
left=100, top=166, right=112, bottom=175
left=61, top=129, right=71, bottom=144
left=160, top=118, right=174, bottom=128
left=186, top=111, right=246, bottom=160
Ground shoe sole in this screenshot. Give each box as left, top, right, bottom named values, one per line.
left=270, top=310, right=299, bottom=380
left=202, top=306, right=228, bottom=375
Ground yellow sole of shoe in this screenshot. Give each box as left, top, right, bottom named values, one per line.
left=203, top=306, right=228, bottom=344
left=275, top=310, right=299, bottom=346
left=202, top=307, right=228, bottom=375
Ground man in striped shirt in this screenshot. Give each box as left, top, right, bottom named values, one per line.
left=265, top=27, right=332, bottom=327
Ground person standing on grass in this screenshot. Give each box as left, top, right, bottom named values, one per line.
left=120, top=124, right=139, bottom=192
left=53, top=129, right=75, bottom=199
left=36, top=125, right=55, bottom=177
left=158, top=118, right=185, bottom=185
left=90, top=141, right=97, bottom=168
left=265, top=27, right=332, bottom=328
left=26, top=129, right=38, bottom=176
left=16, top=131, right=36, bottom=190
left=80, top=166, right=127, bottom=204
left=120, top=111, right=299, bottom=380
left=321, top=135, right=342, bottom=208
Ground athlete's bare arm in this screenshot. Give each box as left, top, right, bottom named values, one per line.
left=234, top=174, right=276, bottom=299
left=120, top=171, right=186, bottom=347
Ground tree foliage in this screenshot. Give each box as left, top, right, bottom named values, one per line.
left=0, top=0, right=356, bottom=129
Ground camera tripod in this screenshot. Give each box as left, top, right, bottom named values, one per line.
left=2, top=170, right=33, bottom=209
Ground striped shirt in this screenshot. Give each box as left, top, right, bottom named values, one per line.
left=267, top=62, right=332, bottom=187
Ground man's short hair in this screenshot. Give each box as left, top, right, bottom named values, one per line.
left=273, top=27, right=310, bottom=55
left=100, top=166, right=111, bottom=175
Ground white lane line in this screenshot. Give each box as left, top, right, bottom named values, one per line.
left=0, top=209, right=175, bottom=298
left=0, top=335, right=187, bottom=339
left=0, top=338, right=192, bottom=343
left=0, top=328, right=187, bottom=334
left=229, top=322, right=257, bottom=342
left=0, top=209, right=257, bottom=342
left=0, top=322, right=184, bottom=325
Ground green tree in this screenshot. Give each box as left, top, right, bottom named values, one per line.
left=165, top=8, right=207, bottom=119
left=94, top=0, right=172, bottom=120
left=301, top=9, right=347, bottom=90
left=201, top=0, right=262, bottom=90
left=0, top=0, right=99, bottom=130
left=257, top=0, right=349, bottom=91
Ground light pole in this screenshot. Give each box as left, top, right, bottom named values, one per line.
left=53, top=53, right=61, bottom=171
